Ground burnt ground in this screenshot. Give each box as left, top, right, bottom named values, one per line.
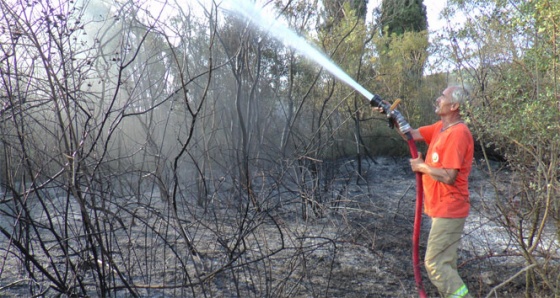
left=259, top=156, right=549, bottom=298
left=0, top=157, right=556, bottom=297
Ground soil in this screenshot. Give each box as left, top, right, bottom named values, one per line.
left=0, top=156, right=555, bottom=297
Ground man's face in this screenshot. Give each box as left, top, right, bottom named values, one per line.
left=435, top=87, right=456, bottom=116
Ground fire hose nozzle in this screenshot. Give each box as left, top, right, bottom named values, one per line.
left=387, top=98, right=412, bottom=134
left=369, top=95, right=412, bottom=134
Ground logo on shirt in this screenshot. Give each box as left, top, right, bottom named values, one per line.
left=432, top=152, right=439, bottom=163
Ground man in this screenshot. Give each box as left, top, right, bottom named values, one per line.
left=378, top=86, right=474, bottom=297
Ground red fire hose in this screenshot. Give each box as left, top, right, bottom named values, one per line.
left=372, top=96, right=427, bottom=297
left=405, top=135, right=427, bottom=298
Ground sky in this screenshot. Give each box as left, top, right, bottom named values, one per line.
left=420, top=0, right=449, bottom=32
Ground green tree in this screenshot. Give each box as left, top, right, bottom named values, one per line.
left=374, top=30, right=430, bottom=122
left=381, top=0, right=427, bottom=36
left=373, top=0, right=429, bottom=131
left=375, top=0, right=428, bottom=107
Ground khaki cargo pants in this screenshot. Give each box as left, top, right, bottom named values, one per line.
left=425, top=217, right=471, bottom=298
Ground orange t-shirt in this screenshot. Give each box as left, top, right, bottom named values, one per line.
left=418, top=121, right=474, bottom=218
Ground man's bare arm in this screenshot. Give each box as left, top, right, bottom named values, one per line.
left=410, top=153, right=459, bottom=185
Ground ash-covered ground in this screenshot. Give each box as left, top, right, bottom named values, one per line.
left=0, top=157, right=556, bottom=297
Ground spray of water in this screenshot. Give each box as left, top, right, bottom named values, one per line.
left=221, top=0, right=374, bottom=100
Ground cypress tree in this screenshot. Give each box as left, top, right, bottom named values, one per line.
left=381, top=0, right=427, bottom=36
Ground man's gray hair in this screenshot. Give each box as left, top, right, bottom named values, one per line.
left=450, top=86, right=470, bottom=105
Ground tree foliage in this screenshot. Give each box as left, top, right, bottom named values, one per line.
left=380, top=0, right=427, bottom=36
left=374, top=0, right=430, bottom=130
left=323, top=0, right=369, bottom=24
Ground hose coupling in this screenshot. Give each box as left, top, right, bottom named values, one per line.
left=369, top=95, right=412, bottom=134
left=389, top=109, right=412, bottom=134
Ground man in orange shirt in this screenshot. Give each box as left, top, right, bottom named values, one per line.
left=406, top=86, right=474, bottom=297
